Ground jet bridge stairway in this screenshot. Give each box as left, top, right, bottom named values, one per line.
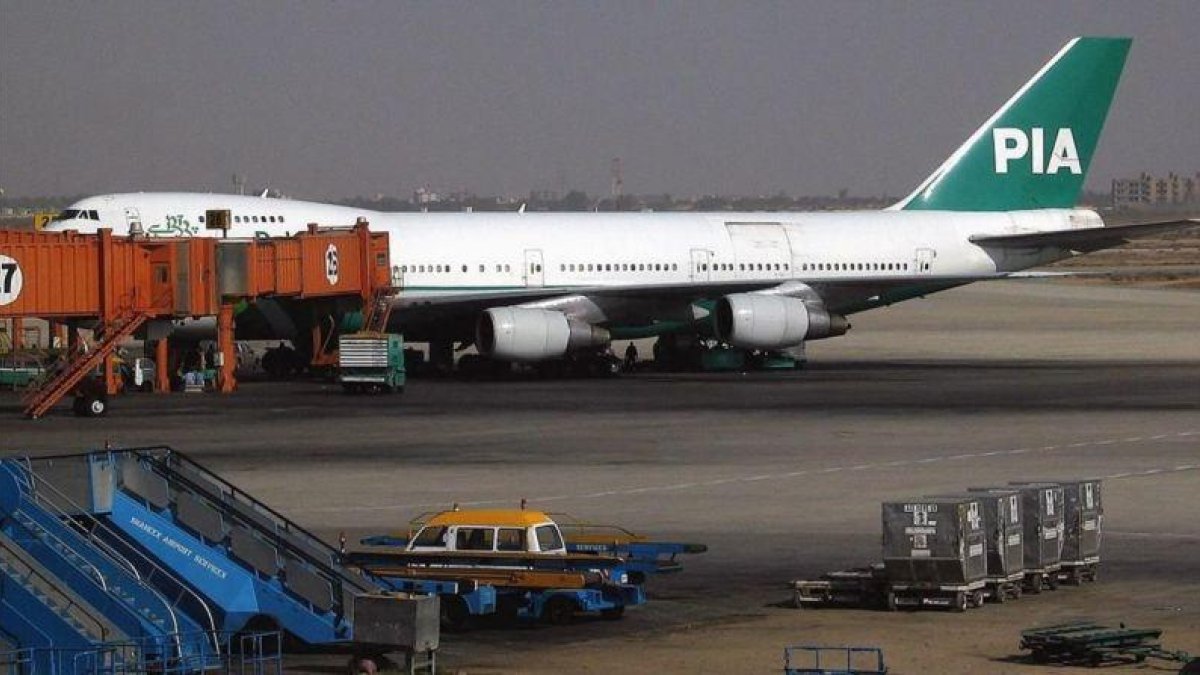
left=0, top=459, right=225, bottom=673
left=21, top=307, right=150, bottom=419
left=67, top=447, right=425, bottom=651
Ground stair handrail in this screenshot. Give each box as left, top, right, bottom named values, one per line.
left=21, top=308, right=150, bottom=417
left=136, top=447, right=374, bottom=592
left=18, top=459, right=220, bottom=657
left=15, top=467, right=186, bottom=660
left=0, top=532, right=112, bottom=643
left=6, top=505, right=110, bottom=594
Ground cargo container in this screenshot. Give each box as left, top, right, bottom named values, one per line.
left=1003, top=482, right=1065, bottom=592
left=339, top=333, right=406, bottom=394
left=881, top=496, right=988, bottom=611
left=1054, top=479, right=1103, bottom=583
left=934, top=491, right=1025, bottom=603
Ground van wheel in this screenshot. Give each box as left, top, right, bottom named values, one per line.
left=600, top=606, right=625, bottom=621
left=541, top=596, right=576, bottom=626
left=440, top=596, right=472, bottom=632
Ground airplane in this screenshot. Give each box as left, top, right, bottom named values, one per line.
left=43, top=37, right=1195, bottom=369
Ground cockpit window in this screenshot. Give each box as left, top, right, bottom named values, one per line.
left=55, top=209, right=81, bottom=221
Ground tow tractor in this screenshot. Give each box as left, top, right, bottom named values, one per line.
left=348, top=507, right=705, bottom=629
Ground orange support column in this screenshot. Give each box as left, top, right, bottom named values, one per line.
left=50, top=321, right=69, bottom=350
left=11, top=317, right=24, bottom=351
left=216, top=303, right=237, bottom=393
left=105, top=353, right=121, bottom=396
left=155, top=338, right=170, bottom=394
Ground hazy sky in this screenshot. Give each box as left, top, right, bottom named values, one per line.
left=1, top=1, right=1196, bottom=200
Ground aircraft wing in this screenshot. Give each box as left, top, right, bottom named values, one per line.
left=390, top=275, right=1010, bottom=340
left=968, top=218, right=1198, bottom=252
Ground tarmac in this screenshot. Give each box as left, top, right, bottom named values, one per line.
left=1, top=279, right=1198, bottom=673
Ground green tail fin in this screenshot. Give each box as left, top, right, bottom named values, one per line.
left=893, top=37, right=1131, bottom=212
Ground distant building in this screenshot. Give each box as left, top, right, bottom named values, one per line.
left=1111, top=172, right=1199, bottom=208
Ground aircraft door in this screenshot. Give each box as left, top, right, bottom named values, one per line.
left=124, top=207, right=143, bottom=235
left=914, top=248, right=936, bottom=275
left=524, top=249, right=544, bottom=287
left=690, top=249, right=712, bottom=282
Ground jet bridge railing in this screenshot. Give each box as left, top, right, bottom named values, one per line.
left=17, top=455, right=222, bottom=657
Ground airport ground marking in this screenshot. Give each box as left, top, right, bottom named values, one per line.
left=290, top=430, right=1199, bottom=514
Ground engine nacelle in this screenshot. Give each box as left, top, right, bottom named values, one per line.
left=477, top=307, right=611, bottom=362
left=714, top=294, right=848, bottom=349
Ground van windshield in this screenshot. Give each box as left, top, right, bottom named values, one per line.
left=411, top=526, right=447, bottom=547
left=535, top=525, right=563, bottom=551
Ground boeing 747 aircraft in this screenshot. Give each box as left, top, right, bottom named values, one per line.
left=45, top=37, right=1193, bottom=367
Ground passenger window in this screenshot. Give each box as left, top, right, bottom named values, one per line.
left=412, top=526, right=447, bottom=547
left=588, top=264, right=594, bottom=271
left=497, top=528, right=525, bottom=552
left=456, top=527, right=495, bottom=551
left=480, top=265, right=485, bottom=272
left=535, top=525, right=563, bottom=551
left=279, top=216, right=285, bottom=223
left=671, top=263, right=678, bottom=271
left=504, top=264, right=510, bottom=272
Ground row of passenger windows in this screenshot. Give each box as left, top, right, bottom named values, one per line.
left=800, top=262, right=910, bottom=272
left=562, top=262, right=679, bottom=272
left=398, top=261, right=916, bottom=275
left=196, top=214, right=287, bottom=224
left=400, top=264, right=513, bottom=274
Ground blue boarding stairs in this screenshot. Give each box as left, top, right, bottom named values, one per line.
left=12, top=449, right=433, bottom=652
left=0, top=458, right=227, bottom=674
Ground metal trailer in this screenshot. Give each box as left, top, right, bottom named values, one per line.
left=881, top=496, right=989, bottom=611
left=346, top=549, right=645, bottom=630
left=791, top=565, right=890, bottom=609
left=1053, top=479, right=1103, bottom=584
left=1002, top=482, right=1065, bottom=592
left=784, top=645, right=888, bottom=675
left=1020, top=621, right=1194, bottom=668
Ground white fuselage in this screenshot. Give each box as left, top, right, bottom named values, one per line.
left=48, top=192, right=1098, bottom=305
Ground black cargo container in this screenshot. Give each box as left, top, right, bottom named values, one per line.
left=946, top=489, right=1026, bottom=602
left=882, top=497, right=988, bottom=610
left=1055, top=479, right=1103, bottom=582
left=1005, top=482, right=1065, bottom=592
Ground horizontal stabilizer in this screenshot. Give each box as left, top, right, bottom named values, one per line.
left=969, top=219, right=1198, bottom=252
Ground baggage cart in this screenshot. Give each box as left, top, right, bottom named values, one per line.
left=1020, top=620, right=1194, bottom=668
left=881, top=496, right=988, bottom=611
left=997, top=482, right=1064, bottom=593
left=784, top=645, right=888, bottom=674
left=1054, top=479, right=1103, bottom=584
left=961, top=488, right=1027, bottom=602
left=791, top=565, right=889, bottom=609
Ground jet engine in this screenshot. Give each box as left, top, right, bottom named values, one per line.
left=714, top=294, right=848, bottom=349
left=477, top=307, right=611, bottom=361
